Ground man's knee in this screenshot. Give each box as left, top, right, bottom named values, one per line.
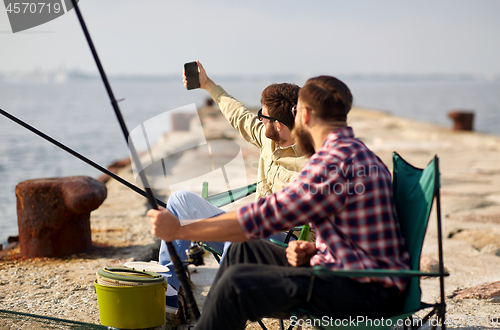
left=166, top=190, right=196, bottom=209
left=210, top=264, right=249, bottom=303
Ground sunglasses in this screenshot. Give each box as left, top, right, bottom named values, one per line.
left=258, top=108, right=284, bottom=124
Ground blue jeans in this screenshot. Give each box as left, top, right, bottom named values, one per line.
left=158, top=190, right=292, bottom=291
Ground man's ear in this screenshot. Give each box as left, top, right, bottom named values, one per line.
left=276, top=121, right=282, bottom=132
left=302, top=106, right=311, bottom=125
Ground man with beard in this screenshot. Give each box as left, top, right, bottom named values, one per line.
left=149, top=75, right=411, bottom=329
left=158, top=61, right=308, bottom=312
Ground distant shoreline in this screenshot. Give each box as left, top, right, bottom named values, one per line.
left=1, top=70, right=499, bottom=84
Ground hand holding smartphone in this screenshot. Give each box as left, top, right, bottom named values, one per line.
left=184, top=61, right=200, bottom=90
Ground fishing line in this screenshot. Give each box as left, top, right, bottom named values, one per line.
left=69, top=0, right=200, bottom=319
left=0, top=108, right=166, bottom=208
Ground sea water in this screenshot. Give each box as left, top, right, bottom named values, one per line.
left=1, top=76, right=499, bottom=247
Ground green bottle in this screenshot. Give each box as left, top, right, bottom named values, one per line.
left=298, top=224, right=310, bottom=241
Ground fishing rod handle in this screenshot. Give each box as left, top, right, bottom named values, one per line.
left=167, top=243, right=201, bottom=320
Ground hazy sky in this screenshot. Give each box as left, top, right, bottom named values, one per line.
left=1, top=0, right=499, bottom=76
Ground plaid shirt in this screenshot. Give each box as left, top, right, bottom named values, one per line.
left=237, top=127, right=411, bottom=292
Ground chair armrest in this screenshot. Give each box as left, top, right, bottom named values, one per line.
left=312, top=266, right=449, bottom=278
left=269, top=238, right=288, bottom=248
left=199, top=242, right=222, bottom=257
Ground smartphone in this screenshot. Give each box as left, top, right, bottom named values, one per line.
left=184, top=61, right=200, bottom=90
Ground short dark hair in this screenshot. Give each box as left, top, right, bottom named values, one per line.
left=298, top=76, right=352, bottom=122
left=260, top=83, right=300, bottom=130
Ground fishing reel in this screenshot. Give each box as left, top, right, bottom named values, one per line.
left=186, top=242, right=205, bottom=266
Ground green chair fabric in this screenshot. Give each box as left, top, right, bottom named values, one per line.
left=199, top=182, right=258, bottom=262
left=293, top=152, right=447, bottom=330
left=202, top=182, right=257, bottom=208
left=392, top=152, right=438, bottom=313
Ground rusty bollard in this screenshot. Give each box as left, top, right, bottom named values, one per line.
left=15, top=176, right=107, bottom=257
left=448, top=110, right=474, bottom=131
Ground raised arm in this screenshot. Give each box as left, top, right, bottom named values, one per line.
left=183, top=61, right=265, bottom=149
left=183, top=60, right=216, bottom=93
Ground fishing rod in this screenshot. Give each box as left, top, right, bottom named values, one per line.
left=69, top=0, right=201, bottom=320
left=0, top=108, right=166, bottom=208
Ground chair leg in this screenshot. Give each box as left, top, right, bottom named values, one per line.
left=257, top=319, right=268, bottom=330
left=428, top=303, right=446, bottom=330
left=257, top=318, right=291, bottom=330
left=211, top=251, right=221, bottom=264
left=435, top=309, right=446, bottom=330
left=403, top=316, right=411, bottom=330
left=431, top=317, right=438, bottom=330
left=416, top=306, right=448, bottom=330
left=285, top=319, right=300, bottom=330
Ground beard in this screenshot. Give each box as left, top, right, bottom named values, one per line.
left=264, top=123, right=285, bottom=145
left=292, top=121, right=315, bottom=157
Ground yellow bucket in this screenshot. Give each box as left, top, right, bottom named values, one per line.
left=94, top=275, right=167, bottom=329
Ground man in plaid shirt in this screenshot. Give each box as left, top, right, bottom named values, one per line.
left=148, top=75, right=411, bottom=329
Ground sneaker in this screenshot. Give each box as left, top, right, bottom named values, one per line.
left=165, top=295, right=179, bottom=314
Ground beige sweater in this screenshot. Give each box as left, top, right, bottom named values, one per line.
left=209, top=85, right=308, bottom=200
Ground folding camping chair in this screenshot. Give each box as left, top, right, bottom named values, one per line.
left=287, top=152, right=448, bottom=330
